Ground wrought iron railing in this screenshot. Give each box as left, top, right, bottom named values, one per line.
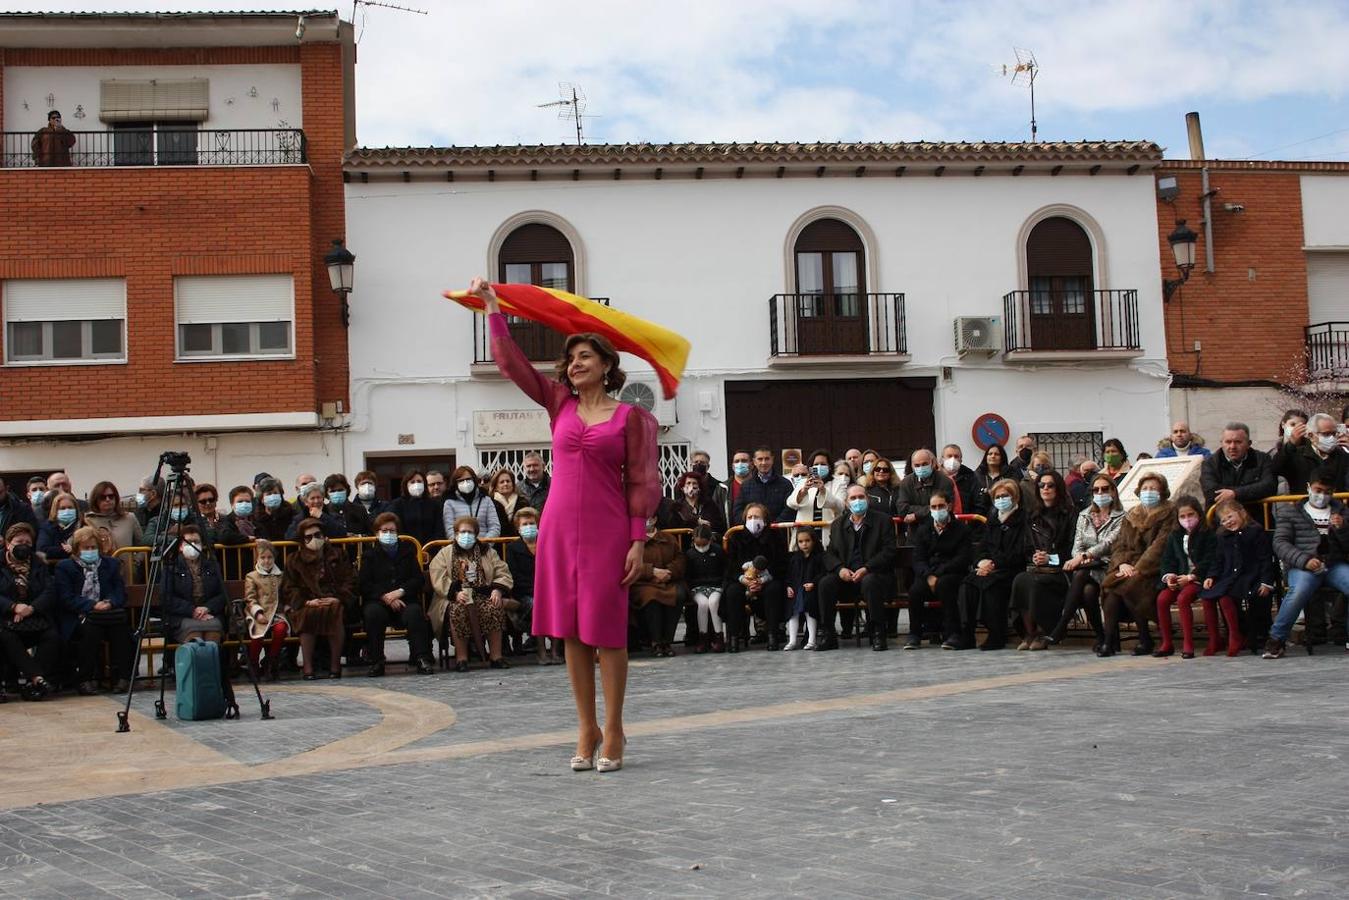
left=1002, top=288, right=1140, bottom=353
left=2, top=128, right=307, bottom=168
left=473, top=297, right=611, bottom=364
left=768, top=292, right=906, bottom=357
left=1306, top=321, right=1349, bottom=380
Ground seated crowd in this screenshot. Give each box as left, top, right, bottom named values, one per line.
left=2, top=409, right=1348, bottom=703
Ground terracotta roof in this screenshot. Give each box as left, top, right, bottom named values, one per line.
left=345, top=140, right=1163, bottom=169
left=1160, top=159, right=1349, bottom=173
left=0, top=10, right=337, bottom=18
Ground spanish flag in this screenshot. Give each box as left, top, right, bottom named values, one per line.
left=444, top=284, right=690, bottom=399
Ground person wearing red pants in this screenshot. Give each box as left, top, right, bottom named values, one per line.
left=1199, top=500, right=1277, bottom=657
left=1155, top=496, right=1217, bottom=658
left=244, top=539, right=289, bottom=681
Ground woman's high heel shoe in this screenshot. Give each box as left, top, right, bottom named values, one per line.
left=597, top=737, right=628, bottom=773
left=570, top=736, right=602, bottom=772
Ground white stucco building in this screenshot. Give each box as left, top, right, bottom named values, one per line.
left=340, top=141, right=1172, bottom=490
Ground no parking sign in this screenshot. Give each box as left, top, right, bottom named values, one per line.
left=972, top=413, right=1011, bottom=451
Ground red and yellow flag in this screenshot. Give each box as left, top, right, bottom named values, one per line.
left=444, top=284, right=690, bottom=399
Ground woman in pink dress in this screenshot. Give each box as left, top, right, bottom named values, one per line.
left=467, top=278, right=661, bottom=773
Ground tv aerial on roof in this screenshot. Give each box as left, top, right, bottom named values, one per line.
left=1000, top=47, right=1039, bottom=143
left=538, top=83, right=601, bottom=145
left=346, top=0, right=428, bottom=43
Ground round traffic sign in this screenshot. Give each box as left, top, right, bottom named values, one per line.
left=972, top=413, right=1011, bottom=451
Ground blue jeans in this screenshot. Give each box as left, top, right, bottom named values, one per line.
left=1271, top=564, right=1349, bottom=640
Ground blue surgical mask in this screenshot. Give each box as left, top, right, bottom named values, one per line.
left=1092, top=493, right=1114, bottom=508
left=519, top=524, right=539, bottom=541
left=79, top=548, right=100, bottom=565
left=733, top=462, right=750, bottom=477
left=31, top=489, right=46, bottom=506
left=328, top=490, right=348, bottom=506
left=1308, top=490, right=1330, bottom=509
left=848, top=498, right=868, bottom=515
left=455, top=531, right=477, bottom=550
left=913, top=464, right=933, bottom=480
left=377, top=531, right=398, bottom=546
left=792, top=475, right=807, bottom=488
left=57, top=508, right=78, bottom=526
left=233, top=501, right=253, bottom=517
left=862, top=461, right=875, bottom=475
left=263, top=493, right=282, bottom=509
left=993, top=496, right=1014, bottom=513
left=1139, top=489, right=1161, bottom=507
left=812, top=465, right=830, bottom=479
left=171, top=507, right=188, bottom=522
left=931, top=507, right=949, bottom=524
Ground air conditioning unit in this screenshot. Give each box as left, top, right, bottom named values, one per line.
left=954, top=316, right=1001, bottom=356
left=617, top=379, right=677, bottom=427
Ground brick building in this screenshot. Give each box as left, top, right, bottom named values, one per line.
left=0, top=11, right=354, bottom=494
left=1155, top=155, right=1349, bottom=450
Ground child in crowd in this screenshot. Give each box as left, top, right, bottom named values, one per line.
left=244, top=539, right=289, bottom=681
left=683, top=524, right=727, bottom=654
left=785, top=526, right=826, bottom=650
left=1200, top=499, right=1276, bottom=657
left=1154, top=496, right=1217, bottom=658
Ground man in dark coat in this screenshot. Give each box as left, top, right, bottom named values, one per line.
left=818, top=484, right=897, bottom=651
left=0, top=478, right=38, bottom=537
left=732, top=446, right=793, bottom=524
left=1200, top=423, right=1277, bottom=520
left=907, top=491, right=974, bottom=649
left=518, top=452, right=551, bottom=514
left=940, top=444, right=980, bottom=513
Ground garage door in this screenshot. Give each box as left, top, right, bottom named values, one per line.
left=724, top=377, right=936, bottom=465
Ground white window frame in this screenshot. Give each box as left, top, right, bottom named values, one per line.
left=2, top=279, right=128, bottom=367
left=173, top=275, right=296, bottom=363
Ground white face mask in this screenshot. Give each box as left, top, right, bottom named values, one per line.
left=1317, top=434, right=1339, bottom=453
left=457, top=479, right=476, bottom=494
left=357, top=483, right=376, bottom=500
left=745, top=517, right=765, bottom=535
left=407, top=482, right=425, bottom=497
left=181, top=542, right=202, bottom=561
left=1308, top=490, right=1330, bottom=509
left=942, top=456, right=960, bottom=473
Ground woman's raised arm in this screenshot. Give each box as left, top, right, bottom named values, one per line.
left=468, top=277, right=570, bottom=419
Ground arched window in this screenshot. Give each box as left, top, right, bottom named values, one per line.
left=499, top=223, right=574, bottom=291
left=792, top=218, right=866, bottom=354
left=1025, top=216, right=1095, bottom=350
left=496, top=223, right=574, bottom=359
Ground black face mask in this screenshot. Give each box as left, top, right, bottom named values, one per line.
left=10, top=544, right=33, bottom=562
left=1019, top=447, right=1033, bottom=463
left=692, top=462, right=709, bottom=475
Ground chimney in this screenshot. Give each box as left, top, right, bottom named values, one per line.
left=1185, top=112, right=1206, bottom=161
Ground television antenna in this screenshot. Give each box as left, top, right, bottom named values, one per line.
left=538, top=83, right=598, bottom=145
left=351, top=0, right=428, bottom=17
left=1000, top=48, right=1039, bottom=142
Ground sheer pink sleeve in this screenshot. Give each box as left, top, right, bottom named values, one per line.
left=624, top=404, right=662, bottom=542
left=489, top=313, right=570, bottom=419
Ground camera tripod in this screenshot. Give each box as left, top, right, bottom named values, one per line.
left=116, top=450, right=273, bottom=732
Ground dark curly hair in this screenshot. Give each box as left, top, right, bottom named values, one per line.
left=555, top=332, right=626, bottom=394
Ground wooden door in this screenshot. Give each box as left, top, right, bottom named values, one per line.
left=1026, top=217, right=1095, bottom=351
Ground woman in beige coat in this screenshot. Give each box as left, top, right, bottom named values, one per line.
left=243, top=539, right=288, bottom=681
left=429, top=516, right=513, bottom=672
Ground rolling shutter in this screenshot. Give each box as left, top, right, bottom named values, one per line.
left=100, top=79, right=209, bottom=122
left=1027, top=217, right=1093, bottom=278
left=175, top=275, right=292, bottom=324
left=3, top=279, right=125, bottom=322
left=1307, top=251, right=1349, bottom=325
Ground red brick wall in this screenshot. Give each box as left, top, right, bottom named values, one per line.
left=1156, top=168, right=1308, bottom=384
left=0, top=39, right=352, bottom=423
left=0, top=167, right=317, bottom=419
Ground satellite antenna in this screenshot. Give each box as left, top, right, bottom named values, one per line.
left=1001, top=48, right=1039, bottom=142
left=538, top=83, right=596, bottom=145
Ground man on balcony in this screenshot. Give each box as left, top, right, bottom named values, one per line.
left=732, top=446, right=793, bottom=525
left=1155, top=421, right=1211, bottom=459
left=1200, top=423, right=1276, bottom=521
left=30, top=111, right=75, bottom=167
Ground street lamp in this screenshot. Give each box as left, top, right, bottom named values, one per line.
left=324, top=238, right=355, bottom=326
left=1162, top=220, right=1198, bottom=302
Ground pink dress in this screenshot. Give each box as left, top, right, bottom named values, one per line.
left=490, top=314, right=661, bottom=648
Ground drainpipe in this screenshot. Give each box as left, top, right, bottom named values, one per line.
left=1185, top=112, right=1215, bottom=274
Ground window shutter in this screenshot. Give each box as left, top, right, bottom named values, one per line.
left=176, top=275, right=292, bottom=324
left=100, top=79, right=209, bottom=122
left=1307, top=252, right=1349, bottom=325
left=795, top=218, right=863, bottom=253
left=1026, top=217, right=1093, bottom=278
left=500, top=224, right=573, bottom=264
left=3, top=279, right=125, bottom=322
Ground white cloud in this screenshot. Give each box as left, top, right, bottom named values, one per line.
left=6, top=0, right=1349, bottom=150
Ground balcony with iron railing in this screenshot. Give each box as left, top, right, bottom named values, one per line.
left=1002, top=288, right=1142, bottom=362
left=1306, top=321, right=1349, bottom=384
left=472, top=298, right=611, bottom=368
left=767, top=292, right=908, bottom=366
left=2, top=128, right=308, bottom=168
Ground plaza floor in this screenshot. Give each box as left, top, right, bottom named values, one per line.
left=2, top=641, right=1347, bottom=898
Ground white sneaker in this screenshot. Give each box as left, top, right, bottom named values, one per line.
left=803, top=641, right=818, bottom=651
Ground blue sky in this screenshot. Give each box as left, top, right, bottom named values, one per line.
left=7, top=0, right=1349, bottom=160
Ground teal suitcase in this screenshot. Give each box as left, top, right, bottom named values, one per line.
left=175, top=638, right=226, bottom=721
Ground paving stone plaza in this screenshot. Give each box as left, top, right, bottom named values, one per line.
left=2, top=643, right=1347, bottom=898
